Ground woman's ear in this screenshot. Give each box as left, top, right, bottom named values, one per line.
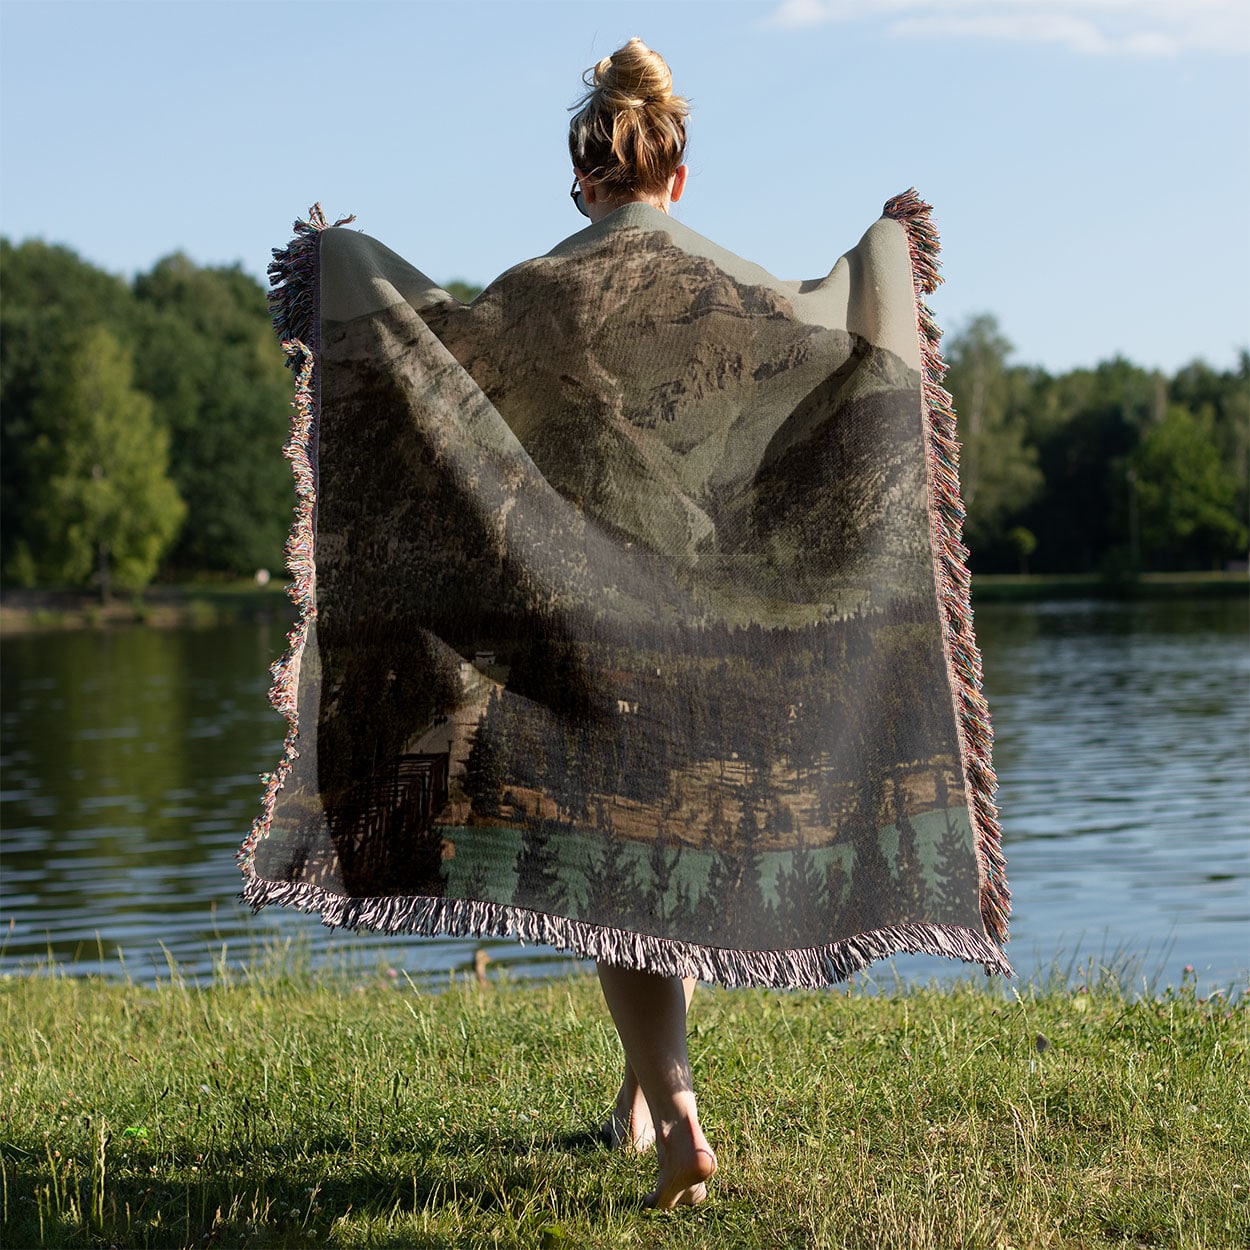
left=575, top=168, right=598, bottom=205
left=669, top=164, right=688, bottom=203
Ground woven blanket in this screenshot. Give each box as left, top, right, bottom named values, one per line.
left=239, top=192, right=1011, bottom=987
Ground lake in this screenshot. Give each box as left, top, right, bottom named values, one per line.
left=2, top=596, right=1246, bottom=993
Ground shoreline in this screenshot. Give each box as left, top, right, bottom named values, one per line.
left=969, top=569, right=1248, bottom=602
left=0, top=582, right=294, bottom=634
left=1, top=570, right=1245, bottom=634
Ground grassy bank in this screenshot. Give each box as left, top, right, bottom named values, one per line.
left=0, top=583, right=294, bottom=634
left=1, top=570, right=1245, bottom=633
left=970, top=570, right=1249, bottom=602
left=2, top=964, right=1245, bottom=1249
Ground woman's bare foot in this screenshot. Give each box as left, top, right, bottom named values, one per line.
left=602, top=1071, right=655, bottom=1151
left=595, top=966, right=712, bottom=1207
left=644, top=1115, right=717, bottom=1209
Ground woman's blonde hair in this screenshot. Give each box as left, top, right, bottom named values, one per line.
left=568, top=38, right=689, bottom=199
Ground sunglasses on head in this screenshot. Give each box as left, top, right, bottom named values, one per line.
left=570, top=177, right=589, bottom=219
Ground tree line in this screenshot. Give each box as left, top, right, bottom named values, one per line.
left=946, top=315, right=1247, bottom=574
left=1, top=238, right=1245, bottom=594
left=0, top=238, right=481, bottom=597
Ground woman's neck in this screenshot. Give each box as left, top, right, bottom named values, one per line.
left=586, top=193, right=669, bottom=225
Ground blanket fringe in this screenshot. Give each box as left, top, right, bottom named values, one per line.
left=266, top=203, right=355, bottom=359
left=238, top=205, right=349, bottom=873
left=241, top=873, right=1013, bottom=988
left=883, top=189, right=1011, bottom=947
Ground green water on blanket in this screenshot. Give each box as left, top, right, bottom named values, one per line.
left=1, top=597, right=1245, bottom=992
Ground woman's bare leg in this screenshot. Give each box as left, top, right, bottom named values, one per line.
left=603, top=1057, right=654, bottom=1151
left=602, top=978, right=696, bottom=1152
left=596, top=964, right=716, bottom=1208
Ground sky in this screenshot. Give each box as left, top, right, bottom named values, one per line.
left=1, top=0, right=1247, bottom=376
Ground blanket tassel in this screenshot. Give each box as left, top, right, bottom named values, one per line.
left=884, top=189, right=1011, bottom=949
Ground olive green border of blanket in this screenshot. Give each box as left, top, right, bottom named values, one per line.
left=237, top=198, right=1013, bottom=988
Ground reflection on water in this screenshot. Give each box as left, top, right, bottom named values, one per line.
left=1, top=597, right=1246, bottom=990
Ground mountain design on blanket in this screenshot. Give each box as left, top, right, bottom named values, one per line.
left=242, top=197, right=1011, bottom=986
left=421, top=230, right=928, bottom=604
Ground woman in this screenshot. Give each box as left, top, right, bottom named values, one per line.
left=247, top=32, right=1010, bottom=1222
left=566, top=37, right=717, bottom=1211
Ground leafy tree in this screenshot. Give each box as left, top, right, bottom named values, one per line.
left=1007, top=526, right=1037, bottom=574
left=1, top=240, right=138, bottom=580
left=2, top=240, right=292, bottom=581
left=21, top=327, right=185, bottom=596
left=1168, top=353, right=1250, bottom=543
left=1021, top=357, right=1159, bottom=573
left=443, top=280, right=483, bottom=304
left=131, top=255, right=293, bottom=574
left=944, top=315, right=1043, bottom=553
left=1132, top=405, right=1247, bottom=568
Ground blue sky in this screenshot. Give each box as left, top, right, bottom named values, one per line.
left=2, top=0, right=1247, bottom=375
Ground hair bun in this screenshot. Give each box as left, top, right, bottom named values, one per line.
left=594, top=37, right=675, bottom=110
left=569, top=38, right=689, bottom=198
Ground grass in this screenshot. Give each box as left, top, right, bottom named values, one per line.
left=1, top=958, right=1246, bottom=1249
